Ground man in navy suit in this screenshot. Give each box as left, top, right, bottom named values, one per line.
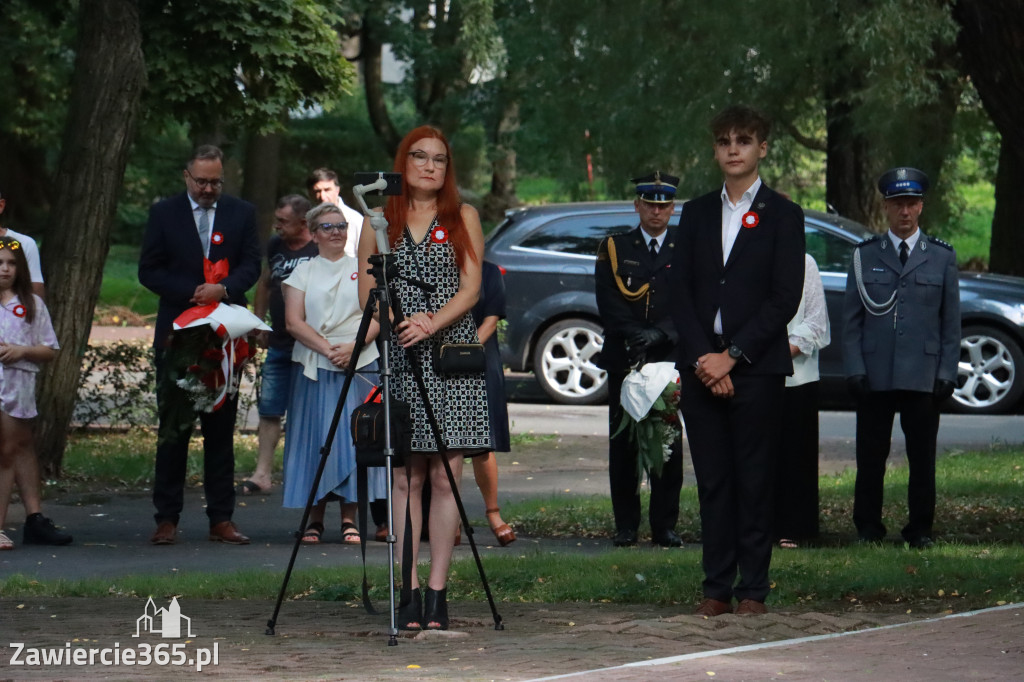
left=139, top=145, right=261, bottom=546
left=670, top=106, right=805, bottom=616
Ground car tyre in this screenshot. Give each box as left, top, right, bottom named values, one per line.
left=952, top=325, right=1024, bottom=414
left=532, top=318, right=608, bottom=405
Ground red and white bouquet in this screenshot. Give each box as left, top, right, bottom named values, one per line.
left=166, top=258, right=270, bottom=412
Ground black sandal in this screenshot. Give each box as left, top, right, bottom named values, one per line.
left=301, top=521, right=324, bottom=544
left=397, top=587, right=423, bottom=631
left=423, top=587, right=449, bottom=630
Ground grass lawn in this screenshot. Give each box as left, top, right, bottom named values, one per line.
left=3, top=432, right=1021, bottom=613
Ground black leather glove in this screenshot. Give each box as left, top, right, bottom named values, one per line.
left=933, top=379, right=955, bottom=401
left=625, top=341, right=646, bottom=366
left=628, top=327, right=668, bottom=352
left=847, top=375, right=870, bottom=401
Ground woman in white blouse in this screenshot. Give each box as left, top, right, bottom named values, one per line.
left=281, top=203, right=384, bottom=544
left=775, top=253, right=830, bottom=548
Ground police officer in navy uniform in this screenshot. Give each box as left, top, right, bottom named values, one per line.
left=595, top=171, right=684, bottom=547
left=842, top=167, right=960, bottom=549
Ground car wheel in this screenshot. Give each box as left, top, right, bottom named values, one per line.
left=953, top=325, right=1024, bottom=414
left=532, top=318, right=608, bottom=405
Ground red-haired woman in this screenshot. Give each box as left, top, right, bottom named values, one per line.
left=358, top=126, right=490, bottom=631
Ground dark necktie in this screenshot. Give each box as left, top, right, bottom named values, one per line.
left=649, top=237, right=658, bottom=259
left=899, top=240, right=909, bottom=266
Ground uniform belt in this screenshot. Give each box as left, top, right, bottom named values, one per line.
left=714, top=334, right=730, bottom=351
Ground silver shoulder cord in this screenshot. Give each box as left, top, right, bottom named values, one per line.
left=853, top=247, right=897, bottom=316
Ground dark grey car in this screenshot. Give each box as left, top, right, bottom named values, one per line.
left=484, top=201, right=1024, bottom=414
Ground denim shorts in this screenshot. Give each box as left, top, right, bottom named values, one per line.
left=258, top=346, right=295, bottom=418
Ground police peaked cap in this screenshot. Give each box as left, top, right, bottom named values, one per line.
left=632, top=171, right=679, bottom=203
left=877, top=167, right=929, bottom=199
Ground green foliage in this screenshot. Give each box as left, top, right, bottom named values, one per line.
left=0, top=0, right=75, bottom=146
left=72, top=340, right=262, bottom=434
left=140, top=0, right=355, bottom=136
left=74, top=341, right=156, bottom=430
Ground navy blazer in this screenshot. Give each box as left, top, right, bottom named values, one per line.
left=139, top=192, right=262, bottom=349
left=669, top=184, right=805, bottom=376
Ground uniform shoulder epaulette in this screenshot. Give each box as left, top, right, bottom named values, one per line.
left=926, top=235, right=954, bottom=251
left=855, top=235, right=881, bottom=248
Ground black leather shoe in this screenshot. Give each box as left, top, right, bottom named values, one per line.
left=652, top=530, right=682, bottom=547
left=612, top=529, right=638, bottom=547
left=906, top=535, right=934, bottom=549
left=423, top=587, right=449, bottom=630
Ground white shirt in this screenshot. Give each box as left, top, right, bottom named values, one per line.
left=338, top=200, right=365, bottom=260
left=786, top=254, right=830, bottom=387
left=284, top=254, right=379, bottom=379
left=715, top=176, right=762, bottom=334
left=639, top=227, right=667, bottom=254
left=887, top=228, right=920, bottom=261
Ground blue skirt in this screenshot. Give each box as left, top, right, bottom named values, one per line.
left=282, top=362, right=386, bottom=508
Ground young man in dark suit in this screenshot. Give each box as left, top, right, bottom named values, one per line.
left=595, top=172, right=684, bottom=548
left=670, top=107, right=805, bottom=615
left=139, top=145, right=262, bottom=546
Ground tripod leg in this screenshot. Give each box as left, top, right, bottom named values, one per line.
left=265, top=291, right=380, bottom=636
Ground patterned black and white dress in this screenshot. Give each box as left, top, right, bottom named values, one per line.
left=388, top=220, right=491, bottom=454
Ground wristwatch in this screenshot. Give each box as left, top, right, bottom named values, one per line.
left=727, top=344, right=744, bottom=360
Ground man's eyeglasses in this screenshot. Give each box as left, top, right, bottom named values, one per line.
left=0, top=240, right=21, bottom=250
left=185, top=168, right=224, bottom=190
left=408, top=150, right=449, bottom=168
left=316, top=222, right=348, bottom=233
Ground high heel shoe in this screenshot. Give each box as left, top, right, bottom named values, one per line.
left=486, top=507, right=516, bottom=547
left=423, top=587, right=449, bottom=630
left=397, top=587, right=422, bottom=630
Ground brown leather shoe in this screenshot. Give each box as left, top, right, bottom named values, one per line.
left=694, top=598, right=733, bottom=617
left=208, top=521, right=250, bottom=545
left=150, top=522, right=177, bottom=545
left=735, top=599, right=768, bottom=615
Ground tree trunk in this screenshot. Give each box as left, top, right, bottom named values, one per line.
left=241, top=121, right=285, bottom=246
left=954, top=0, right=1024, bottom=274
left=35, top=0, right=145, bottom=475
left=482, top=99, right=520, bottom=224
left=987, top=140, right=1024, bottom=275
left=361, top=12, right=401, bottom=157
left=824, top=96, right=884, bottom=231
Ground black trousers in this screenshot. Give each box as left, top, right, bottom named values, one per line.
left=853, top=390, right=939, bottom=542
left=607, top=372, right=683, bottom=536
left=153, top=349, right=238, bottom=526
left=679, top=370, right=783, bottom=603
left=774, top=381, right=820, bottom=540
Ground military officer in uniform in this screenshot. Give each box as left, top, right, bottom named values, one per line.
left=595, top=171, right=684, bottom=548
left=843, top=167, right=960, bottom=549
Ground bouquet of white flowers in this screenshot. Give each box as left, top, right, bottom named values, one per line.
left=612, top=362, right=682, bottom=492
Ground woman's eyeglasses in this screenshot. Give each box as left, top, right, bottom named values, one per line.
left=316, top=222, right=348, bottom=233
left=408, top=150, right=449, bottom=168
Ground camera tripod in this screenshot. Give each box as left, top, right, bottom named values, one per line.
left=266, top=183, right=503, bottom=645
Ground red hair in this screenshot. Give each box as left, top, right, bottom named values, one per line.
left=385, top=125, right=477, bottom=269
